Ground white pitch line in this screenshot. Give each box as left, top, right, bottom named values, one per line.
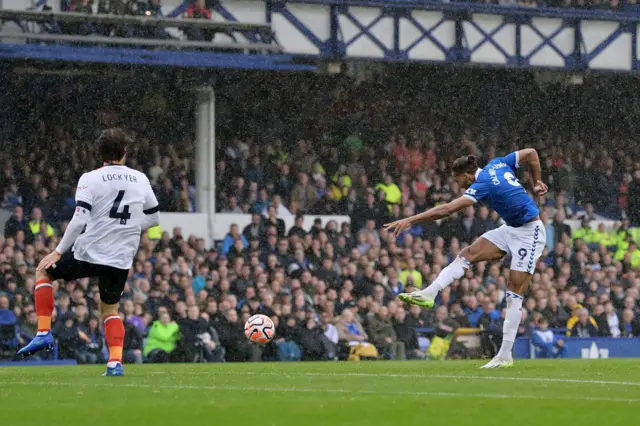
left=147, top=370, right=640, bottom=388
left=3, top=381, right=640, bottom=403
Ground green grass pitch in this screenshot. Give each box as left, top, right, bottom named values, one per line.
left=1, top=359, right=639, bottom=426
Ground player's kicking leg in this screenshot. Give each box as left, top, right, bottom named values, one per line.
left=398, top=236, right=505, bottom=308
left=17, top=270, right=55, bottom=356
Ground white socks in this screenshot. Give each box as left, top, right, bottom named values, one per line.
left=420, top=256, right=471, bottom=299
left=497, top=291, right=523, bottom=359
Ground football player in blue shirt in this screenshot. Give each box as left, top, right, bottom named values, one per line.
left=384, top=149, right=547, bottom=368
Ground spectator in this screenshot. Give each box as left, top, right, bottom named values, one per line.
left=243, top=213, right=264, bottom=242
left=291, top=173, right=317, bottom=213
left=0, top=295, right=19, bottom=359
left=463, top=295, right=484, bottom=328
left=399, top=258, right=423, bottom=289
left=178, top=306, right=224, bottom=362
left=221, top=224, right=248, bottom=256
left=543, top=295, right=570, bottom=329
left=122, top=299, right=145, bottom=333
left=18, top=310, right=39, bottom=345
left=298, top=317, right=334, bottom=361
left=392, top=307, right=421, bottom=359
left=4, top=206, right=32, bottom=242
left=120, top=312, right=144, bottom=364
left=570, top=308, right=599, bottom=337
left=77, top=317, right=105, bottom=365
left=54, top=316, right=89, bottom=362
left=185, top=0, right=214, bottom=41
left=157, top=178, right=180, bottom=212
left=375, top=174, right=401, bottom=212
left=478, top=302, right=501, bottom=357
left=368, top=305, right=405, bottom=360
left=428, top=306, right=459, bottom=360
left=217, top=309, right=261, bottom=362
left=601, top=302, right=621, bottom=338
left=531, top=318, right=566, bottom=358
left=320, top=310, right=338, bottom=357
left=566, top=302, right=596, bottom=329
left=335, top=308, right=378, bottom=360
left=593, top=304, right=611, bottom=337
left=144, top=312, right=181, bottom=363
left=620, top=309, right=640, bottom=337
left=276, top=313, right=302, bottom=361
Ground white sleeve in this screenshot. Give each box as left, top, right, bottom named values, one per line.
left=141, top=211, right=160, bottom=231
left=55, top=175, right=94, bottom=254
left=55, top=212, right=90, bottom=254
left=74, top=173, right=95, bottom=212
left=141, top=177, right=160, bottom=231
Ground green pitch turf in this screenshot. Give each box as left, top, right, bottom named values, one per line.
left=1, top=359, right=639, bottom=426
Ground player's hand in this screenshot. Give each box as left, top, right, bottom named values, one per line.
left=533, top=180, right=548, bottom=196
left=383, top=218, right=413, bottom=237
left=37, top=251, right=61, bottom=272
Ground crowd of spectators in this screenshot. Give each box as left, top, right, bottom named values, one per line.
left=2, top=68, right=640, bottom=363
left=51, top=0, right=222, bottom=43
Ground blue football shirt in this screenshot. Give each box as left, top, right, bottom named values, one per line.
left=462, top=152, right=539, bottom=227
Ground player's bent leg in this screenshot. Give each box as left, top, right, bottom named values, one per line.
left=399, top=237, right=506, bottom=309
left=481, top=269, right=532, bottom=369
left=18, top=270, right=56, bottom=357
left=101, top=300, right=125, bottom=377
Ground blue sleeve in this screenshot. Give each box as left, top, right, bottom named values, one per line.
left=463, top=176, right=490, bottom=203
left=222, top=236, right=233, bottom=254
left=241, top=235, right=249, bottom=247
left=503, top=152, right=520, bottom=171
left=531, top=331, right=545, bottom=348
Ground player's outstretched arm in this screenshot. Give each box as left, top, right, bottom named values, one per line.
left=37, top=207, right=90, bottom=271
left=383, top=196, right=473, bottom=237
left=517, top=148, right=547, bottom=195
left=38, top=174, right=94, bottom=271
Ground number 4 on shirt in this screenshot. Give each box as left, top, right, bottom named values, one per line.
left=110, top=190, right=131, bottom=225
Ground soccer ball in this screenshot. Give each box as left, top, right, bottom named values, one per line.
left=244, top=314, right=275, bottom=344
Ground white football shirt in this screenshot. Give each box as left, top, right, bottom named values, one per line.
left=72, top=165, right=158, bottom=270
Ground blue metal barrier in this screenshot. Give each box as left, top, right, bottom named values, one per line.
left=515, top=336, right=640, bottom=359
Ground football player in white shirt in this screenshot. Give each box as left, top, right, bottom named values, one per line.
left=18, top=129, right=160, bottom=376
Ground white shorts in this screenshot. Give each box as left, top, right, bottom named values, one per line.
left=481, top=219, right=545, bottom=274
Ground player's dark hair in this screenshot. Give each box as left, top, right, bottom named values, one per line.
left=97, top=128, right=131, bottom=163
left=451, top=155, right=478, bottom=175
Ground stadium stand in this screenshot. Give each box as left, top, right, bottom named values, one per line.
left=1, top=61, right=640, bottom=362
